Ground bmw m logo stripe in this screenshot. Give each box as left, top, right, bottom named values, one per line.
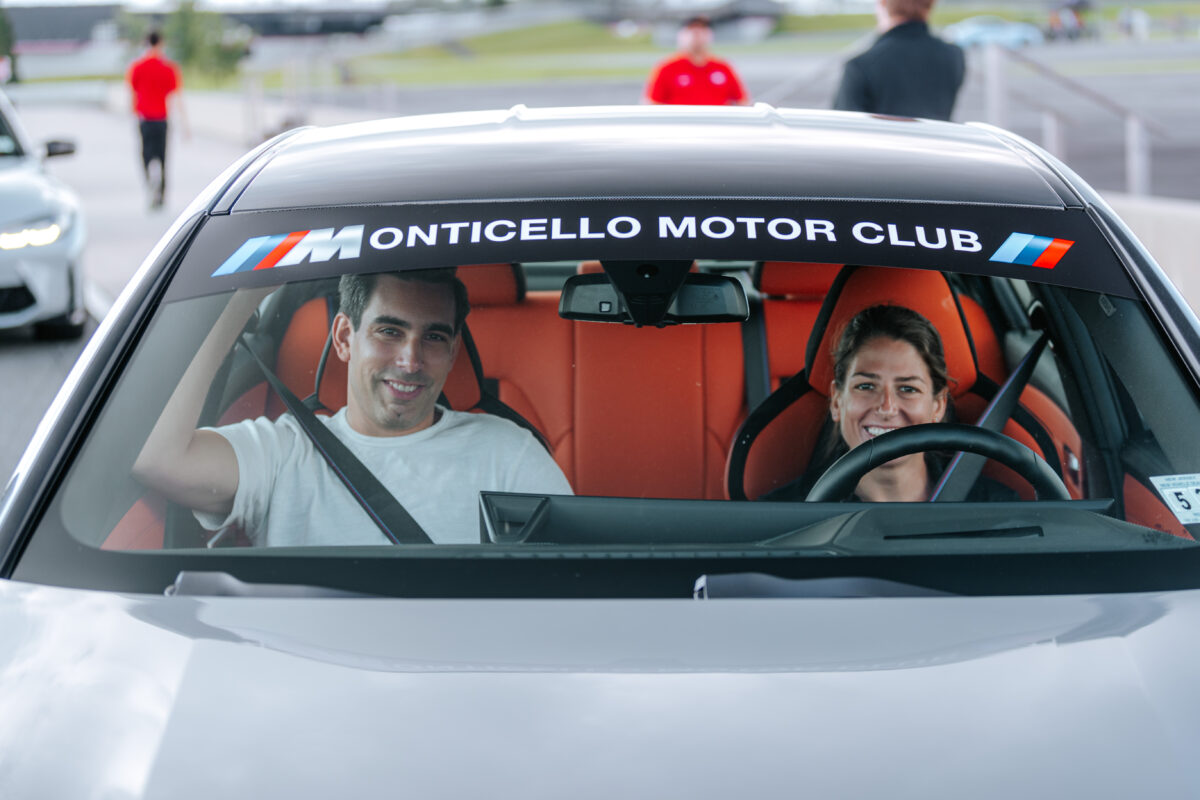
left=213, top=233, right=300, bottom=276
left=212, top=226, right=363, bottom=276
left=989, top=232, right=1075, bottom=269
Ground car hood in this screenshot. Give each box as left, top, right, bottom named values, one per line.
left=0, top=157, right=72, bottom=223
left=1, top=580, right=1198, bottom=798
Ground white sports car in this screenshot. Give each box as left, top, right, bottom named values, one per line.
left=0, top=90, right=86, bottom=338
left=3, top=105, right=1200, bottom=797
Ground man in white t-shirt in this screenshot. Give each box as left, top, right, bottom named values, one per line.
left=133, top=269, right=572, bottom=546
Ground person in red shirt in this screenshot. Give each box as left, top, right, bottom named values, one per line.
left=127, top=30, right=185, bottom=209
left=644, top=16, right=749, bottom=106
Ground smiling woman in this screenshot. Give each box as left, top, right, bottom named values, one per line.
left=828, top=305, right=950, bottom=501
left=759, top=302, right=1025, bottom=504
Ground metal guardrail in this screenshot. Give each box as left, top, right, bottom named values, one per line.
left=754, top=31, right=876, bottom=106
left=982, top=42, right=1167, bottom=196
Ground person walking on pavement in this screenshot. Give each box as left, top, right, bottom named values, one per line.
left=645, top=15, right=749, bottom=106
left=128, top=30, right=185, bottom=209
left=832, top=0, right=964, bottom=121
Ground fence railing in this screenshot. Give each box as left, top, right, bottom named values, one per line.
left=982, top=42, right=1167, bottom=196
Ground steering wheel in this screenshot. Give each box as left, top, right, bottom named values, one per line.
left=805, top=422, right=1071, bottom=502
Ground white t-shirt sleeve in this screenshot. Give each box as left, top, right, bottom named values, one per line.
left=192, top=416, right=297, bottom=537
left=506, top=433, right=574, bottom=496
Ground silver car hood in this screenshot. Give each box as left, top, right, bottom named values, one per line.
left=1, top=579, right=1197, bottom=798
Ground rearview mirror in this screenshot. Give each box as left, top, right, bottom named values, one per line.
left=559, top=271, right=748, bottom=327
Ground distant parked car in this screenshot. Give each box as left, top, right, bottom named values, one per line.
left=943, top=15, right=1045, bottom=48
left=0, top=91, right=86, bottom=339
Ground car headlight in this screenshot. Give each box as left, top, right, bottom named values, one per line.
left=0, top=211, right=71, bottom=250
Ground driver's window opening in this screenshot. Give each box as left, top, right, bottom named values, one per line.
left=48, top=259, right=1200, bottom=554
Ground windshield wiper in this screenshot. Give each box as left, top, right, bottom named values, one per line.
left=693, top=572, right=954, bottom=599
left=166, top=571, right=372, bottom=598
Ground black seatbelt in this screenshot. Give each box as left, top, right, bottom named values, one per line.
left=238, top=334, right=433, bottom=545
left=456, top=324, right=552, bottom=452
left=738, top=273, right=771, bottom=412
left=301, top=293, right=338, bottom=413
left=930, top=332, right=1050, bottom=502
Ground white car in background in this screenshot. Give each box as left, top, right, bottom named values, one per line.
left=943, top=15, right=1045, bottom=48
left=0, top=91, right=86, bottom=339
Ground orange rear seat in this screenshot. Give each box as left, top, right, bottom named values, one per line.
left=567, top=261, right=746, bottom=499
left=571, top=321, right=745, bottom=499
left=458, top=266, right=577, bottom=484
left=755, top=262, right=843, bottom=390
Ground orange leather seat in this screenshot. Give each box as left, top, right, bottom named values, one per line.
left=570, top=261, right=745, bottom=499
left=754, top=262, right=843, bottom=390
left=459, top=265, right=577, bottom=483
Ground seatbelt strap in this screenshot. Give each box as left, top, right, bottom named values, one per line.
left=457, top=325, right=552, bottom=452
left=301, top=293, right=338, bottom=413
left=739, top=275, right=771, bottom=412
left=931, top=332, right=1050, bottom=502
left=238, top=334, right=433, bottom=545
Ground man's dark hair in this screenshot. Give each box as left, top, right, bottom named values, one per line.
left=338, top=268, right=470, bottom=333
left=147, top=29, right=161, bottom=47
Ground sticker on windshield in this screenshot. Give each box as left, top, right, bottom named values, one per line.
left=989, top=232, right=1074, bottom=269
left=213, top=226, right=364, bottom=276
left=212, top=216, right=989, bottom=279
left=169, top=199, right=1139, bottom=304
left=1149, top=474, right=1200, bottom=524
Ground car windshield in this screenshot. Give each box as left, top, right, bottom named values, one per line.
left=16, top=201, right=1200, bottom=597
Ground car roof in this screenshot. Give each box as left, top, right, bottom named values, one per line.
left=217, top=105, right=1084, bottom=214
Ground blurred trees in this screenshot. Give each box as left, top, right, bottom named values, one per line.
left=123, top=1, right=251, bottom=79
left=0, top=5, right=18, bottom=83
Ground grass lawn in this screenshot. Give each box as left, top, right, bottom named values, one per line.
left=133, top=5, right=1200, bottom=91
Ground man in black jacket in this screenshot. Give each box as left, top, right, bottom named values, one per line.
left=832, top=0, right=965, bottom=121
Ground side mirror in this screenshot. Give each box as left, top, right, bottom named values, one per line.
left=44, top=140, right=75, bottom=158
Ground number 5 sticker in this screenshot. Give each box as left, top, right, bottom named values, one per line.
left=1150, top=475, right=1200, bottom=524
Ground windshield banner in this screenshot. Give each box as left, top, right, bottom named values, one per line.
left=168, top=199, right=1134, bottom=302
